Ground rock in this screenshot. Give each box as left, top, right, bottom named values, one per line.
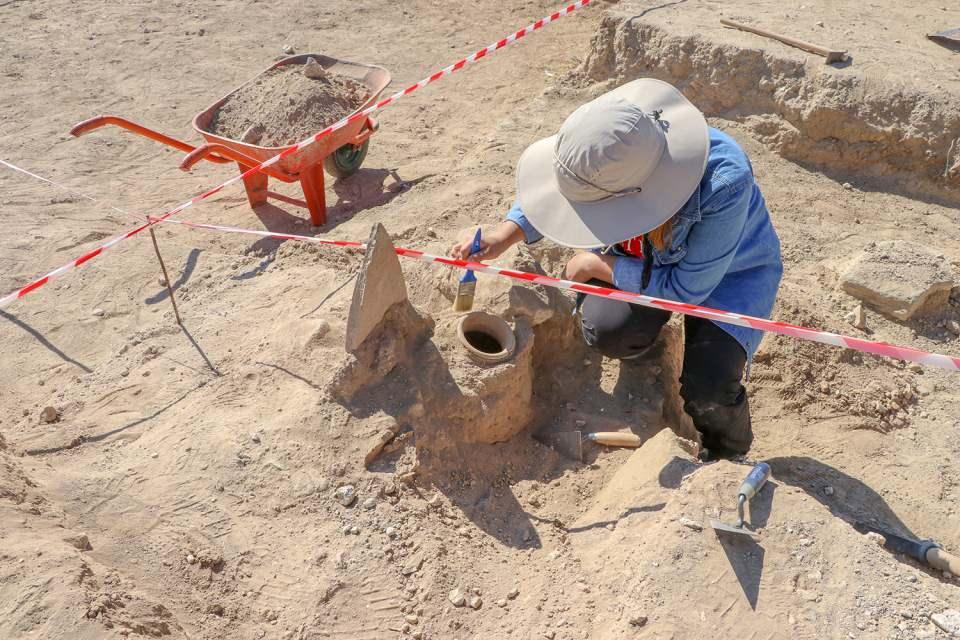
left=349, top=526, right=360, bottom=535
left=63, top=533, right=92, bottom=551
left=92, top=308, right=105, bottom=317
left=362, top=497, right=377, bottom=510
left=865, top=532, right=886, bottom=546
left=404, top=614, right=419, bottom=625
left=345, top=224, right=409, bottom=352
left=468, top=595, right=483, bottom=610
left=496, top=598, right=507, bottom=607
left=839, top=241, right=954, bottom=320
left=40, top=406, right=59, bottom=424
left=507, top=587, right=520, bottom=600
left=629, top=614, right=648, bottom=627
left=842, top=182, right=852, bottom=190
left=931, top=610, right=960, bottom=636
left=282, top=44, right=294, bottom=54
left=186, top=553, right=197, bottom=564
left=251, top=431, right=262, bottom=444
left=844, top=304, right=867, bottom=329
left=363, top=414, right=401, bottom=469
left=678, top=516, right=703, bottom=531
left=948, top=320, right=960, bottom=336
left=823, top=486, right=834, bottom=496
left=448, top=588, right=467, bottom=607
left=385, top=526, right=399, bottom=539
left=303, top=57, right=329, bottom=80
left=334, top=551, right=347, bottom=569
left=240, top=124, right=264, bottom=145
left=401, top=553, right=424, bottom=576
left=334, top=485, right=357, bottom=507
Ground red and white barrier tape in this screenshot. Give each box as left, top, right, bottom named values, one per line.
left=154, top=217, right=960, bottom=372
left=0, top=0, right=591, bottom=310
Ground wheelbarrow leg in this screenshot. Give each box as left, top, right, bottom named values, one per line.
left=300, top=163, right=327, bottom=227
left=238, top=162, right=268, bottom=208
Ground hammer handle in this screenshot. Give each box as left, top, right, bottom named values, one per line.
left=926, top=547, right=960, bottom=576
left=721, top=19, right=843, bottom=61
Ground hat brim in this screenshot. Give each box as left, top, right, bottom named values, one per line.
left=516, top=79, right=709, bottom=249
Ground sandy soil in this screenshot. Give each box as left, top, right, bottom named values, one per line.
left=208, top=62, right=370, bottom=147
left=1, top=0, right=959, bottom=639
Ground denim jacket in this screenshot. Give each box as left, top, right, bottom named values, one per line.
left=506, top=128, right=783, bottom=359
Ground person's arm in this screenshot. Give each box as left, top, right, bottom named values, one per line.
left=450, top=199, right=541, bottom=260
left=612, top=181, right=751, bottom=302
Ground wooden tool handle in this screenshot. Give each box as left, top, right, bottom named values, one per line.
left=720, top=18, right=844, bottom=61
left=926, top=548, right=960, bottom=576
left=590, top=432, right=642, bottom=448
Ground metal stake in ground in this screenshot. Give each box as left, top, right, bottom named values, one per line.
left=147, top=224, right=182, bottom=325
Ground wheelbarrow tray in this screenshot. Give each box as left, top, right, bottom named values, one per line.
left=192, top=53, right=390, bottom=181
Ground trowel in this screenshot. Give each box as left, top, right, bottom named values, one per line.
left=710, top=462, right=771, bottom=539
left=536, top=430, right=642, bottom=462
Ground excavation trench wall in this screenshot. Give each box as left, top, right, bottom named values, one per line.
left=581, top=13, right=960, bottom=205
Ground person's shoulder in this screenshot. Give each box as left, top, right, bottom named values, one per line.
left=702, top=128, right=753, bottom=202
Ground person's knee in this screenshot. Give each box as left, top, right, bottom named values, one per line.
left=581, top=314, right=660, bottom=360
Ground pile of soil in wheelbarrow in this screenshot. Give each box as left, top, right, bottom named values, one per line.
left=207, top=60, right=370, bottom=147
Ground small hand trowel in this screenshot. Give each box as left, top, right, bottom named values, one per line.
left=537, top=430, right=642, bottom=462
left=710, top=462, right=771, bottom=539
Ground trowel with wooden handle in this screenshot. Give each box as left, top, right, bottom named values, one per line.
left=536, top=430, right=642, bottom=462
left=853, top=522, right=960, bottom=577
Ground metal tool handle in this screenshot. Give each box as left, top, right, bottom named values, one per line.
left=737, top=462, right=771, bottom=501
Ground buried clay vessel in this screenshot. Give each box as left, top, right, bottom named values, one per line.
left=456, top=311, right=517, bottom=365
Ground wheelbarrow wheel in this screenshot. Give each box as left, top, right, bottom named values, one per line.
left=324, top=141, right=369, bottom=179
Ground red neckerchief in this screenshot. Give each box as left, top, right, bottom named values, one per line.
left=619, top=235, right=644, bottom=257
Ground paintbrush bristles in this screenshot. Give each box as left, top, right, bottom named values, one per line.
left=452, top=281, right=476, bottom=312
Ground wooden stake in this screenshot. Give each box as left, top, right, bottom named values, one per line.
left=147, top=224, right=182, bottom=325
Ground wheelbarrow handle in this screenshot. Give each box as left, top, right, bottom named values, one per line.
left=69, top=115, right=232, bottom=165
left=180, top=143, right=264, bottom=172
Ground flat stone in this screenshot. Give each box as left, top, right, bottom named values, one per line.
left=678, top=516, right=703, bottom=532
left=345, top=224, right=409, bottom=352
left=931, top=610, right=960, bottom=636
left=839, top=241, right=954, bottom=321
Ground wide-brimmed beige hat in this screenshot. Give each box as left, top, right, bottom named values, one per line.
left=516, top=79, right=709, bottom=249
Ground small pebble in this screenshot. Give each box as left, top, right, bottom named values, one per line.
left=40, top=406, right=59, bottom=424
left=678, top=517, right=703, bottom=532
left=92, top=308, right=105, bottom=317
left=362, top=497, right=377, bottom=510
left=629, top=614, right=648, bottom=627
left=468, top=595, right=482, bottom=610
left=282, top=44, right=294, bottom=54
left=448, top=588, right=466, bottom=607
left=334, top=485, right=357, bottom=507
left=823, top=486, right=834, bottom=496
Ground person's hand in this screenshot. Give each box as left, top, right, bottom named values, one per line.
left=564, top=252, right=616, bottom=283
left=450, top=231, right=492, bottom=260
left=449, top=221, right=525, bottom=261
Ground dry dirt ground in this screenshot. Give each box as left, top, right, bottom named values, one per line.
left=1, top=1, right=960, bottom=639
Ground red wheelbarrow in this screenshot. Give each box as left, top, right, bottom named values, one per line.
left=71, top=54, right=391, bottom=227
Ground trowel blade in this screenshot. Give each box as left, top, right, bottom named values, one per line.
left=710, top=519, right=760, bottom=539
left=535, top=430, right=583, bottom=462
left=929, top=27, right=960, bottom=46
